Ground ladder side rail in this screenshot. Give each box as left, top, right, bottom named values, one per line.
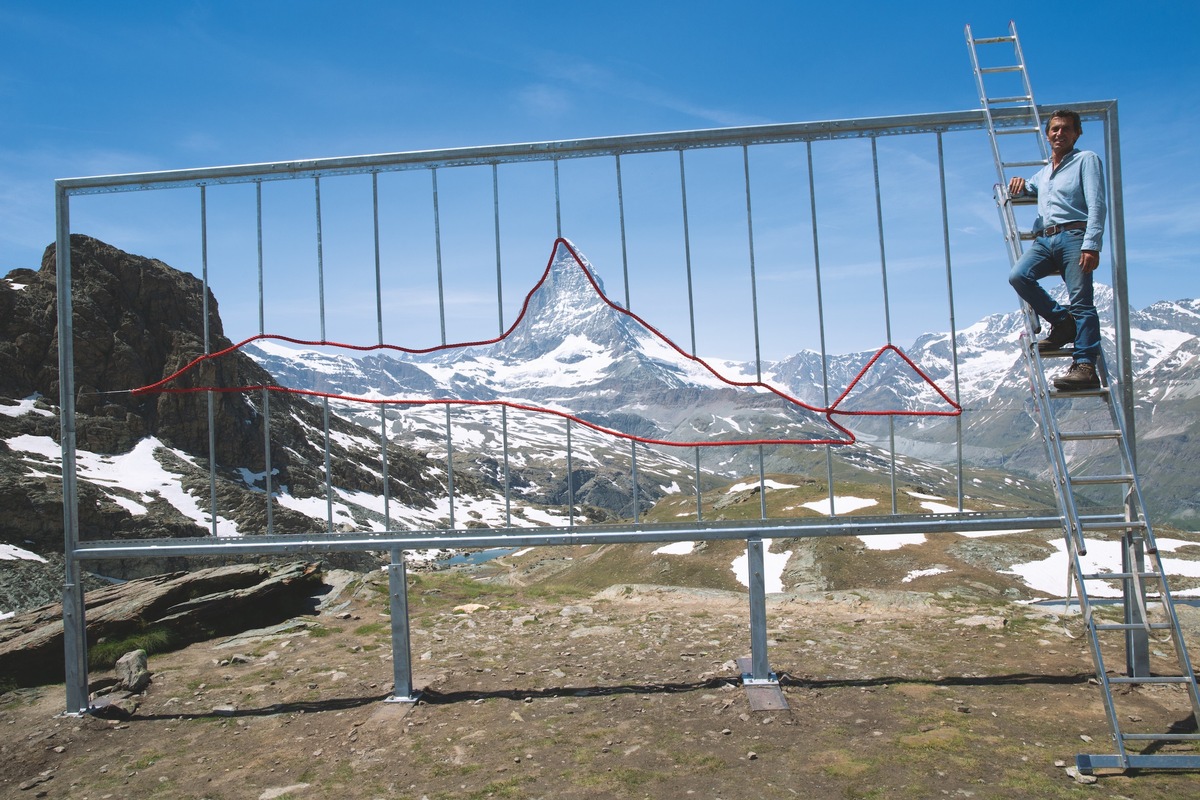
left=1072, top=349, right=1200, bottom=724
left=1091, top=357, right=1158, bottom=552
left=964, top=27, right=1009, bottom=187
left=1008, top=20, right=1050, bottom=163
left=1070, top=355, right=1153, bottom=680
left=996, top=189, right=1089, bottom=556
left=1015, top=306, right=1090, bottom=556
left=1144, top=548, right=1200, bottom=721
left=998, top=188, right=1026, bottom=262
left=1074, top=549, right=1131, bottom=767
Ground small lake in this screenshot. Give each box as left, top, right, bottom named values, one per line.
left=441, top=547, right=520, bottom=568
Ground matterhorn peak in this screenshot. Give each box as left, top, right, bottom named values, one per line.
left=491, top=238, right=634, bottom=360
left=522, top=238, right=612, bottom=328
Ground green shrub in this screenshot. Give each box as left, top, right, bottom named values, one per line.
left=88, top=626, right=177, bottom=670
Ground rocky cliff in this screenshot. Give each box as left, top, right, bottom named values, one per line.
left=0, top=236, right=450, bottom=609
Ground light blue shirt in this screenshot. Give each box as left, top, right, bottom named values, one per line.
left=1023, top=148, right=1107, bottom=252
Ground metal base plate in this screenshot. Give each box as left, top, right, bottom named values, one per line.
left=736, top=657, right=787, bottom=711
left=1077, top=752, right=1200, bottom=773
left=384, top=690, right=422, bottom=705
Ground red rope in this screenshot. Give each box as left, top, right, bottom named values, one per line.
left=133, top=238, right=961, bottom=448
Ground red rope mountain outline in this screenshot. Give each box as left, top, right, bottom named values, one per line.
left=134, top=237, right=961, bottom=448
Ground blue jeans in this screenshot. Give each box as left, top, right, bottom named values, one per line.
left=1007, top=229, right=1100, bottom=364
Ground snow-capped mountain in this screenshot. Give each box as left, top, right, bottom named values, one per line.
left=251, top=240, right=851, bottom=448
left=246, top=241, right=1200, bottom=530
left=0, top=236, right=633, bottom=616
left=6, top=235, right=1194, bottom=620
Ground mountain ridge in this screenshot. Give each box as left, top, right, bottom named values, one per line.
left=244, top=240, right=1200, bottom=529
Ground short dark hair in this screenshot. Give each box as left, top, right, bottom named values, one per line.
left=1046, top=109, right=1082, bottom=135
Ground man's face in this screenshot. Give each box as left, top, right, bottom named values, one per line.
left=1046, top=116, right=1081, bottom=158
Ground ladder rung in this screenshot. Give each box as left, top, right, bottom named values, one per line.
left=1058, top=429, right=1121, bottom=441
left=971, top=35, right=1016, bottom=45
left=1049, top=387, right=1108, bottom=398
left=1078, top=519, right=1148, bottom=532
left=980, top=65, right=1022, bottom=74
left=1076, top=513, right=1128, bottom=523
left=1094, top=622, right=1174, bottom=632
left=1107, top=675, right=1194, bottom=685
left=1069, top=474, right=1134, bottom=486
left=1002, top=160, right=1047, bottom=169
left=987, top=95, right=1033, bottom=105
left=1080, top=571, right=1161, bottom=581
left=995, top=127, right=1042, bottom=136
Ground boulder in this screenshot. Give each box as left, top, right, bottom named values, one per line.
left=114, top=649, right=151, bottom=692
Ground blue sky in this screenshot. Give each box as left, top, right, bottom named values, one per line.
left=3, top=1, right=1198, bottom=362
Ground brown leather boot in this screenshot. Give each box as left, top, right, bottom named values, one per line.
left=1036, top=315, right=1076, bottom=352
left=1053, top=361, right=1099, bottom=391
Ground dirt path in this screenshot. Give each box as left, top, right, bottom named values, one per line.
left=2, top=571, right=1198, bottom=800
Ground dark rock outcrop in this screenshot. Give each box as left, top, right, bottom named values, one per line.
left=1, top=236, right=449, bottom=608
left=0, top=561, right=324, bottom=688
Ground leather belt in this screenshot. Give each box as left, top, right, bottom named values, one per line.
left=1040, top=221, right=1088, bottom=236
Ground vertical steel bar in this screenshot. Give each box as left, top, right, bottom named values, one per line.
left=1104, top=103, right=1135, bottom=461
left=936, top=133, right=966, bottom=510
left=806, top=142, right=837, bottom=514
left=256, top=181, right=275, bottom=533
left=678, top=150, right=699, bottom=354
left=741, top=146, right=769, bottom=520
left=386, top=549, right=417, bottom=701
left=372, top=177, right=413, bottom=702
left=372, top=173, right=392, bottom=526
left=746, top=537, right=772, bottom=681
left=493, top=163, right=512, bottom=526
left=615, top=153, right=639, bottom=522
left=432, top=169, right=447, bottom=345
left=553, top=158, right=562, bottom=238
left=1102, top=102, right=1148, bottom=677
left=492, top=163, right=506, bottom=333
left=314, top=177, right=334, bottom=530
left=56, top=184, right=89, bottom=715
left=678, top=150, right=703, bottom=520
left=630, top=444, right=640, bottom=523
left=615, top=154, right=632, bottom=309
left=201, top=186, right=219, bottom=536
left=566, top=419, right=575, bottom=526
left=871, top=139, right=893, bottom=343
left=743, top=146, right=764, bottom=380
left=870, top=138, right=899, bottom=514
left=431, top=168, right=455, bottom=528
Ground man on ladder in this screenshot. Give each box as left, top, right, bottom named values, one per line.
left=1007, top=108, right=1107, bottom=391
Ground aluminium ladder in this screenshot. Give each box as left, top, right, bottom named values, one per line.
left=967, top=22, right=1200, bottom=773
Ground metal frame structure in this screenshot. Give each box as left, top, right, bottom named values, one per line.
left=56, top=101, right=1131, bottom=715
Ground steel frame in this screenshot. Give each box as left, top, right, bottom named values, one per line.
left=55, top=101, right=1130, bottom=714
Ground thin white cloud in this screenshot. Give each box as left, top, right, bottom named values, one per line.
left=516, top=84, right=574, bottom=119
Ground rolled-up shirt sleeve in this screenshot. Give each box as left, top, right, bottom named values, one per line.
left=1079, top=152, right=1107, bottom=252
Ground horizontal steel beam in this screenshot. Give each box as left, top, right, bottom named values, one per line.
left=56, top=102, right=1114, bottom=196
left=72, top=510, right=1065, bottom=559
